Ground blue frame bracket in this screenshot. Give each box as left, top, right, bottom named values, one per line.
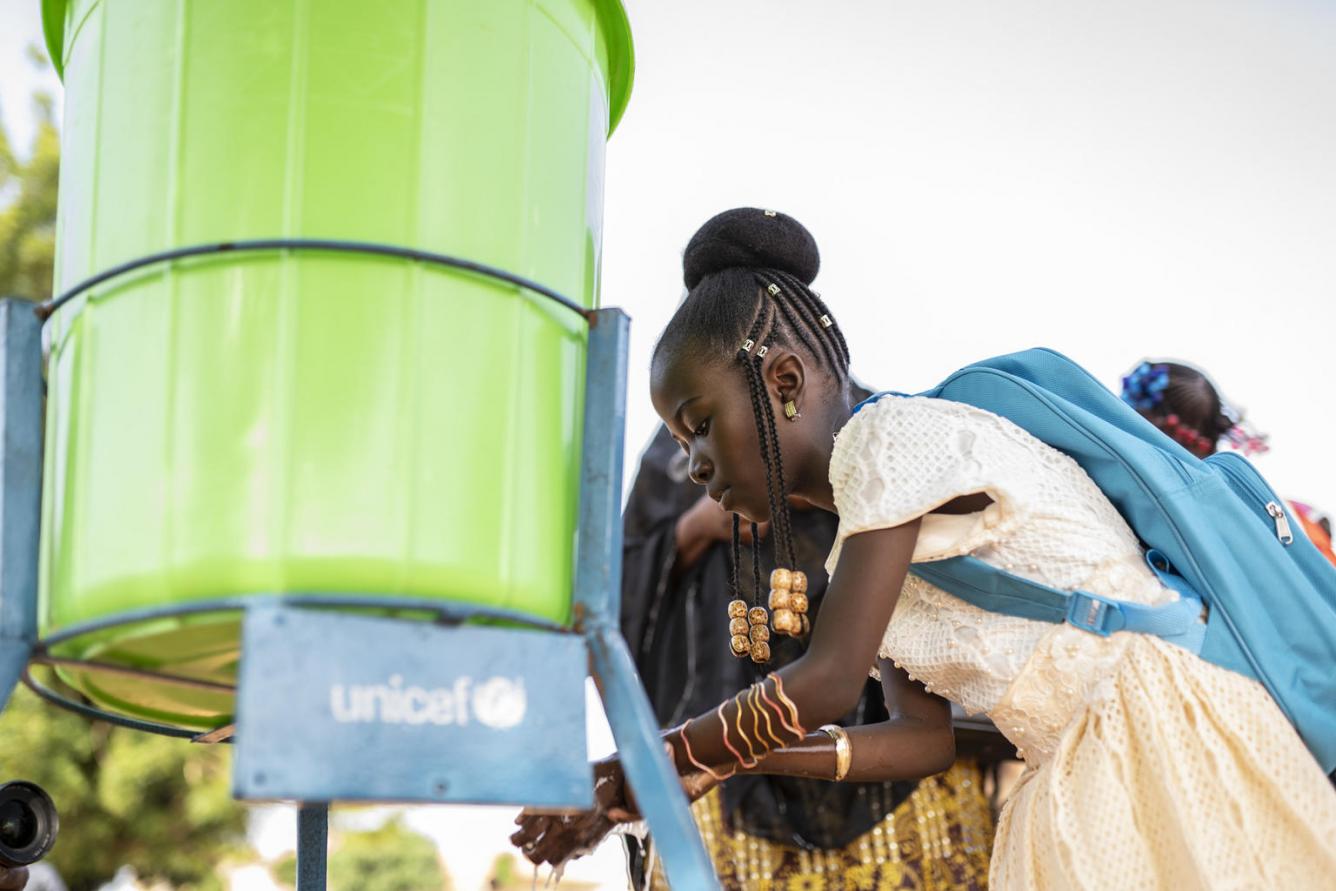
left=575, top=308, right=719, bottom=889
left=0, top=298, right=42, bottom=714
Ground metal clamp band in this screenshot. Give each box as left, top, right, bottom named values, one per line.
left=36, top=238, right=592, bottom=323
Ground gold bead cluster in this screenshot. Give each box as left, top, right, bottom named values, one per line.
left=728, top=599, right=772, bottom=663
left=728, top=568, right=809, bottom=664
left=768, top=568, right=809, bottom=638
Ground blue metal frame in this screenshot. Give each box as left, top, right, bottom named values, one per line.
left=575, top=310, right=718, bottom=888
left=3, top=268, right=719, bottom=887
left=0, top=300, right=42, bottom=714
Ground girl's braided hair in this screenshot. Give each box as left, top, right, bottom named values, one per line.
left=654, top=208, right=850, bottom=605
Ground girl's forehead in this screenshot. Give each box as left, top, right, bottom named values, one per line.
left=652, top=353, right=733, bottom=409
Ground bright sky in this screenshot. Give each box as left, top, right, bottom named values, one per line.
left=3, top=0, right=1335, bottom=888
left=604, top=0, right=1336, bottom=517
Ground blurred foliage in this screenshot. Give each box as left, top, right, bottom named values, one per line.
left=0, top=46, right=59, bottom=302
left=273, top=816, right=450, bottom=891
left=0, top=685, right=248, bottom=891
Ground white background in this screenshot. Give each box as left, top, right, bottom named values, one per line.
left=4, top=1, right=1334, bottom=888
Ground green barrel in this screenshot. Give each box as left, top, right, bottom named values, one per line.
left=38, top=0, right=633, bottom=730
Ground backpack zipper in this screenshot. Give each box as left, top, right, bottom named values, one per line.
left=1211, top=452, right=1295, bottom=546
left=1267, top=502, right=1295, bottom=545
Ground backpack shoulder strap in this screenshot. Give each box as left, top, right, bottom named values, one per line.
left=911, top=552, right=1208, bottom=653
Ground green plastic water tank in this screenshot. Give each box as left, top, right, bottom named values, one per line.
left=38, top=0, right=633, bottom=730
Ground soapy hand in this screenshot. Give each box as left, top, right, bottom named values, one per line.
left=509, top=749, right=722, bottom=867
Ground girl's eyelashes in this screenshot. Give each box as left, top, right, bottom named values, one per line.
left=693, top=418, right=710, bottom=438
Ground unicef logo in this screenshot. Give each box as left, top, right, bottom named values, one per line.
left=329, top=675, right=528, bottom=729
left=471, top=677, right=527, bottom=729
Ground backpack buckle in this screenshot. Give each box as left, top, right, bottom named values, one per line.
left=1066, top=590, right=1124, bottom=637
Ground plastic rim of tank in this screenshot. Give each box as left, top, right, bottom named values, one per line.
left=40, top=0, right=636, bottom=134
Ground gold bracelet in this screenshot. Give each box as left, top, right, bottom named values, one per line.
left=819, top=724, right=852, bottom=782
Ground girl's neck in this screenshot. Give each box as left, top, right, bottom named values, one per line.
left=790, top=398, right=858, bottom=515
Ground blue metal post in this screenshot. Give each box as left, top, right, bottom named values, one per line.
left=0, top=299, right=42, bottom=712
left=574, top=308, right=718, bottom=889
left=296, top=803, right=328, bottom=891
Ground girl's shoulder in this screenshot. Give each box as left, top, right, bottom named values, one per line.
left=837, top=394, right=1010, bottom=455
left=830, top=394, right=1059, bottom=507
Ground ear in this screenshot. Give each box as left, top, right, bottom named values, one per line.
left=763, top=350, right=807, bottom=409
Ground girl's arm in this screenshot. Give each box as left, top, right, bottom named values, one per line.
left=672, top=656, right=953, bottom=784
left=729, top=658, right=954, bottom=782
left=664, top=519, right=957, bottom=776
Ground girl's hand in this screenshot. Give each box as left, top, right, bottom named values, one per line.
left=508, top=756, right=635, bottom=866
left=675, top=495, right=768, bottom=569
left=592, top=755, right=637, bottom=822
left=510, top=810, right=611, bottom=866
left=508, top=749, right=720, bottom=867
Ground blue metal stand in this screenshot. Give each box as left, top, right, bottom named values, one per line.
left=576, top=311, right=718, bottom=888
left=4, top=264, right=719, bottom=888
left=0, top=300, right=42, bottom=713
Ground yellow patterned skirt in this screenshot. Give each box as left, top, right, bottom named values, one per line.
left=649, top=760, right=993, bottom=890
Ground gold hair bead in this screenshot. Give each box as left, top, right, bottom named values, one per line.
left=772, top=608, right=800, bottom=636
left=768, top=589, right=793, bottom=611
left=756, top=345, right=768, bottom=358
left=819, top=314, right=833, bottom=328
left=729, top=616, right=750, bottom=636
left=728, top=599, right=748, bottom=619
left=791, top=592, right=809, bottom=614
left=749, top=640, right=771, bottom=663
left=731, top=635, right=751, bottom=656
left=767, top=283, right=781, bottom=296
left=791, top=572, right=808, bottom=594
left=749, top=623, right=770, bottom=642
left=770, top=568, right=793, bottom=590
left=763, top=209, right=777, bottom=217
left=741, top=338, right=755, bottom=352
left=748, top=606, right=769, bottom=626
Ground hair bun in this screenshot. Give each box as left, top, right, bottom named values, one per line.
left=682, top=208, right=820, bottom=290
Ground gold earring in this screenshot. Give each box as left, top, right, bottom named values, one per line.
left=784, top=400, right=800, bottom=421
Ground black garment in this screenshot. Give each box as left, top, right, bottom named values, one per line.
left=620, top=426, right=915, bottom=851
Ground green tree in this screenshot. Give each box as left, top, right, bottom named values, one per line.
left=0, top=686, right=248, bottom=891
left=0, top=47, right=251, bottom=891
left=0, top=46, right=60, bottom=301
left=273, top=816, right=451, bottom=891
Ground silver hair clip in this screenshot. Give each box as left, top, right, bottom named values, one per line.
left=756, top=345, right=769, bottom=358
left=767, top=283, right=781, bottom=296
left=819, top=315, right=833, bottom=328
left=763, top=209, right=777, bottom=217
left=741, top=338, right=755, bottom=352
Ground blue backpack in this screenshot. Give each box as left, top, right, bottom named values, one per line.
left=857, top=348, right=1336, bottom=775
